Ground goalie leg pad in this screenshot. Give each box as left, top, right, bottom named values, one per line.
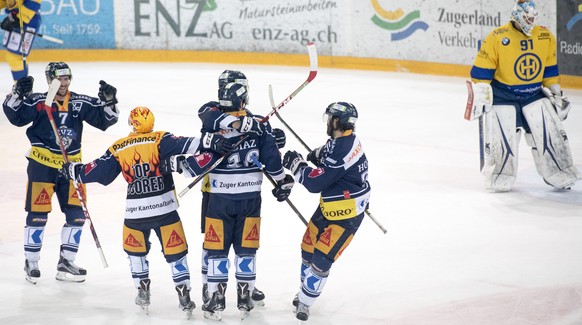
left=482, top=105, right=519, bottom=191
left=522, top=99, right=581, bottom=189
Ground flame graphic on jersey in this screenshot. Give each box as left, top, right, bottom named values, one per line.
left=120, top=149, right=161, bottom=183
left=370, top=0, right=428, bottom=41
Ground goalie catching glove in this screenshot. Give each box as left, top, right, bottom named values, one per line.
left=283, top=150, right=308, bottom=176
left=61, top=162, right=83, bottom=182
left=542, top=85, right=571, bottom=121
left=272, top=174, right=294, bottom=202
left=464, top=81, right=493, bottom=121
left=201, top=132, right=235, bottom=155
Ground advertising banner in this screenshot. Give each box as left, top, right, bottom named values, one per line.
left=119, top=1, right=556, bottom=66
left=35, top=0, right=115, bottom=49
left=557, top=2, right=582, bottom=77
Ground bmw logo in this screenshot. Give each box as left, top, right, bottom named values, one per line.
left=502, top=38, right=510, bottom=46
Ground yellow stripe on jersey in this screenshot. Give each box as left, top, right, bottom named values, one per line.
left=28, top=146, right=82, bottom=169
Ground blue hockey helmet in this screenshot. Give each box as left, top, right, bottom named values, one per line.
left=218, top=70, right=248, bottom=95
left=511, top=0, right=538, bottom=37
left=324, top=102, right=358, bottom=132
left=219, top=82, right=249, bottom=112
left=45, top=62, right=72, bottom=84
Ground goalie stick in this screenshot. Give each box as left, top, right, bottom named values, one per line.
left=43, top=79, right=108, bottom=268
left=269, top=85, right=387, bottom=234
left=10, top=28, right=64, bottom=44
left=250, top=155, right=308, bottom=226
left=178, top=42, right=318, bottom=198
left=465, top=80, right=485, bottom=172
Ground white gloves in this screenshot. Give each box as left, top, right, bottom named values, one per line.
left=465, top=81, right=493, bottom=121
left=542, top=85, right=571, bottom=121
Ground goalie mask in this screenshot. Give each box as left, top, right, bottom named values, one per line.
left=324, top=102, right=358, bottom=136
left=45, top=62, right=72, bottom=84
left=128, top=106, right=155, bottom=133
left=219, top=82, right=249, bottom=112
left=511, top=0, right=538, bottom=37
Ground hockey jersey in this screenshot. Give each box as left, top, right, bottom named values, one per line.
left=200, top=106, right=285, bottom=200
left=470, top=22, right=559, bottom=103
left=74, top=131, right=218, bottom=221
left=3, top=91, right=119, bottom=168
left=296, top=131, right=371, bottom=221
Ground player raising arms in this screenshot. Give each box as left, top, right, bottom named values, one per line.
left=3, top=62, right=119, bottom=284
left=466, top=0, right=579, bottom=191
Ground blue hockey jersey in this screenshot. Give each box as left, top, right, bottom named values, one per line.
left=3, top=91, right=119, bottom=168
left=296, top=131, right=371, bottom=221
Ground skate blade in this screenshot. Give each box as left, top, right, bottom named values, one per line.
left=25, top=275, right=39, bottom=284
left=240, top=310, right=250, bottom=320
left=55, top=271, right=86, bottom=283
left=203, top=310, right=222, bottom=320
left=140, top=305, right=149, bottom=315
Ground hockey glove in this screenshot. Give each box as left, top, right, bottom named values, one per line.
left=98, top=80, right=118, bottom=105
left=272, top=174, right=294, bottom=202
left=273, top=128, right=286, bottom=149
left=238, top=116, right=263, bottom=136
left=13, top=76, right=34, bottom=99
left=542, top=86, right=571, bottom=121
left=1, top=12, right=19, bottom=32
left=160, top=155, right=187, bottom=175
left=306, top=145, right=324, bottom=166
left=465, top=81, right=492, bottom=121
left=201, top=132, right=235, bottom=155
left=283, top=150, right=308, bottom=175
left=61, top=162, right=83, bottom=182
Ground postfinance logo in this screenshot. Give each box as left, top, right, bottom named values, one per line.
left=370, top=0, right=428, bottom=41
left=566, top=4, right=582, bottom=31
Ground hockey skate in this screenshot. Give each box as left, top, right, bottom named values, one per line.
left=295, top=301, right=310, bottom=321
left=24, top=260, right=40, bottom=284
left=292, top=293, right=299, bottom=307
left=135, top=279, right=151, bottom=314
left=202, top=282, right=226, bottom=321
left=176, top=284, right=195, bottom=319
left=251, top=287, right=265, bottom=306
left=237, top=282, right=254, bottom=319
left=55, top=255, right=87, bottom=282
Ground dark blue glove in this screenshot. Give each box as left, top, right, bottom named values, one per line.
left=13, top=76, right=34, bottom=99
left=98, top=80, right=118, bottom=105
left=273, top=128, right=286, bottom=149
left=272, top=174, right=294, bottom=202
left=1, top=12, right=19, bottom=32
left=160, top=155, right=187, bottom=174
left=306, top=145, right=324, bottom=165
left=238, top=116, right=263, bottom=136
left=201, top=132, right=235, bottom=155
left=60, top=162, right=83, bottom=182
left=283, top=150, right=308, bottom=175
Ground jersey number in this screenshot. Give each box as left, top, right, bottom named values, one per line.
left=520, top=39, right=533, bottom=51
left=226, top=149, right=260, bottom=168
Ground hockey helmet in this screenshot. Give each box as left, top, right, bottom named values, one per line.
left=218, top=70, right=248, bottom=100
left=324, top=102, right=358, bottom=132
left=45, top=62, right=72, bottom=84
left=219, top=82, right=248, bottom=112
left=511, top=0, right=538, bottom=37
left=128, top=106, right=155, bottom=133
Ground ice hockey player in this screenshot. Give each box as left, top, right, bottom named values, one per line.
left=192, top=82, right=294, bottom=320
left=466, top=0, right=579, bottom=191
left=196, top=69, right=286, bottom=308
left=282, top=102, right=371, bottom=321
left=3, top=61, right=119, bottom=284
left=60, top=106, right=235, bottom=317
left=1, top=0, right=42, bottom=81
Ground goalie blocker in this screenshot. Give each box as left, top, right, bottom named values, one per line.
left=465, top=80, right=580, bottom=191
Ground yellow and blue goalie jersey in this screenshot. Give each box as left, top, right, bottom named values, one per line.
left=470, top=22, right=559, bottom=102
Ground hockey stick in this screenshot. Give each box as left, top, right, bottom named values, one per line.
left=250, top=155, right=308, bottom=226
left=43, top=79, right=108, bottom=268
left=17, top=2, right=26, bottom=70
left=269, top=86, right=387, bottom=234
left=465, top=80, right=485, bottom=171
left=178, top=42, right=318, bottom=198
